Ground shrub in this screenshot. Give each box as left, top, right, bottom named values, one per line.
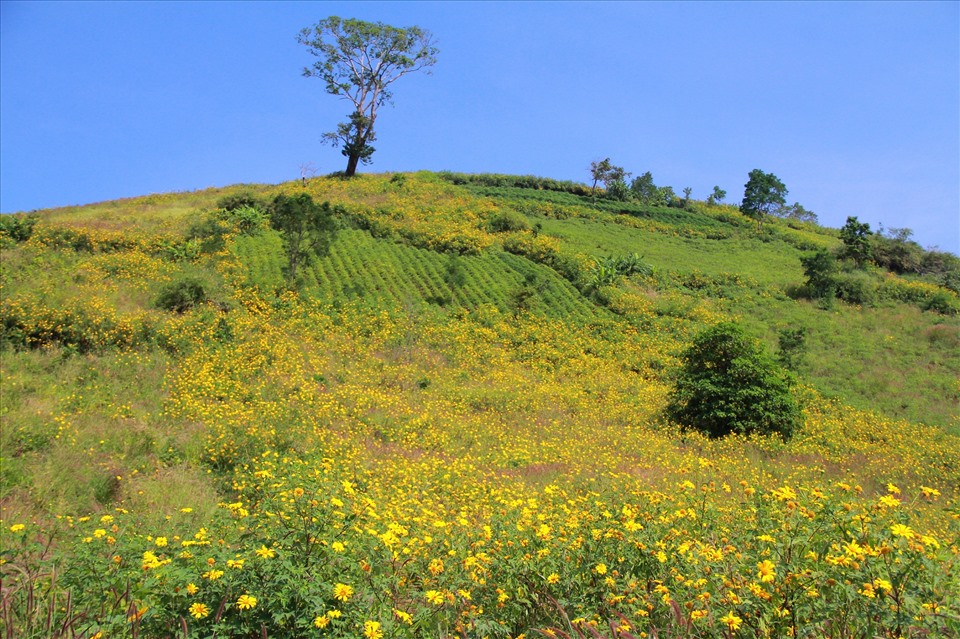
left=666, top=322, right=801, bottom=440
left=486, top=210, right=530, bottom=233
left=834, top=271, right=877, bottom=306
left=155, top=278, right=208, bottom=313
left=217, top=191, right=263, bottom=212
left=0, top=212, right=39, bottom=243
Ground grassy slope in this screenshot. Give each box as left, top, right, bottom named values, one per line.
left=2, top=172, right=959, bottom=637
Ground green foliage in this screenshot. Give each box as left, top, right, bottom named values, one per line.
left=436, top=172, right=591, bottom=196
left=606, top=178, right=630, bottom=202
left=706, top=185, right=726, bottom=206
left=777, top=201, right=818, bottom=224
left=269, top=193, right=340, bottom=287
left=741, top=169, right=787, bottom=232
left=154, top=278, right=208, bottom=314
left=834, top=270, right=877, bottom=306
left=588, top=158, right=630, bottom=196
left=486, top=209, right=530, bottom=233
left=777, top=326, right=808, bottom=371
left=666, top=322, right=801, bottom=440
left=839, top=216, right=873, bottom=267
left=800, top=249, right=838, bottom=302
left=0, top=212, right=40, bottom=244
left=216, top=191, right=264, bottom=213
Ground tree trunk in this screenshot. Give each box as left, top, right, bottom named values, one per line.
left=344, top=153, right=360, bottom=177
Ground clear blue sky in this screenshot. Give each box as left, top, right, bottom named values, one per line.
left=2, top=1, right=958, bottom=253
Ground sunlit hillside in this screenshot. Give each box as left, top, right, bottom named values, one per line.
left=2, top=172, right=958, bottom=638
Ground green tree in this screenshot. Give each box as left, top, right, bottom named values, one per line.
left=269, top=194, right=339, bottom=287
left=706, top=186, right=726, bottom=206
left=666, top=322, right=801, bottom=440
left=800, top=249, right=838, bottom=302
left=630, top=171, right=657, bottom=204
left=777, top=202, right=818, bottom=223
left=839, top=216, right=872, bottom=268
left=741, top=169, right=787, bottom=232
left=298, top=17, right=438, bottom=177
left=589, top=159, right=629, bottom=198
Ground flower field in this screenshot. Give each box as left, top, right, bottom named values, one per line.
left=1, top=173, right=958, bottom=638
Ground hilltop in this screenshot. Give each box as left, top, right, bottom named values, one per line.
left=2, top=171, right=958, bottom=638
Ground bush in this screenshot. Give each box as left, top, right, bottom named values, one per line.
left=217, top=191, right=263, bottom=212
left=834, top=271, right=877, bottom=306
left=0, top=213, right=39, bottom=243
left=155, top=278, right=208, bottom=313
left=486, top=210, right=530, bottom=233
left=666, top=322, right=801, bottom=440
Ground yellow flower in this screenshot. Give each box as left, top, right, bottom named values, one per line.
left=547, top=573, right=560, bottom=584
left=189, top=602, right=209, bottom=619
left=428, top=558, right=444, bottom=575
left=9, top=524, right=25, bottom=533
left=393, top=608, right=413, bottom=625
left=772, top=486, right=797, bottom=501
left=890, top=523, right=914, bottom=539
left=155, top=537, right=168, bottom=547
left=237, top=594, right=257, bottom=610
left=186, top=583, right=199, bottom=595
left=333, top=583, right=354, bottom=602
left=920, top=486, right=941, bottom=498
left=757, top=560, right=776, bottom=583
left=873, top=578, right=892, bottom=593
left=425, top=589, right=444, bottom=605
left=878, top=495, right=899, bottom=508
left=886, top=483, right=900, bottom=495
left=363, top=620, right=383, bottom=639
left=595, top=563, right=608, bottom=575
left=202, top=569, right=224, bottom=580
left=720, top=611, right=742, bottom=631
left=314, top=614, right=330, bottom=628
left=255, top=545, right=276, bottom=559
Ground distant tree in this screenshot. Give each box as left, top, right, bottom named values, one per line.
left=298, top=17, right=438, bottom=177
left=838, top=216, right=872, bottom=268
left=682, top=187, right=693, bottom=204
left=666, top=322, right=801, bottom=440
left=872, top=225, right=921, bottom=274
left=589, top=158, right=630, bottom=198
left=607, top=178, right=630, bottom=201
left=777, top=202, right=818, bottom=224
left=589, top=158, right=612, bottom=195
left=269, top=193, right=340, bottom=286
left=741, top=169, right=787, bottom=232
left=657, top=186, right=677, bottom=207
left=630, top=172, right=657, bottom=204
left=800, top=249, right=837, bottom=301
left=706, top=186, right=726, bottom=206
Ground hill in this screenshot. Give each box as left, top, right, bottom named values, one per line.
left=2, top=172, right=958, bottom=638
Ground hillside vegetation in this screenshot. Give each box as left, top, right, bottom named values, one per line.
left=1, top=172, right=958, bottom=638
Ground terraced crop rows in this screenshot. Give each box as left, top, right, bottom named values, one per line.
left=235, top=228, right=600, bottom=320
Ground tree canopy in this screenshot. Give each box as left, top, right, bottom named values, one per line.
left=741, top=169, right=787, bottom=232
left=298, top=17, right=438, bottom=176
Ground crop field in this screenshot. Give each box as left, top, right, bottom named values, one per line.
left=1, top=173, right=958, bottom=638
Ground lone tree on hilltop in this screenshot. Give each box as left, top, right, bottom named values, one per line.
left=298, top=17, right=438, bottom=177
left=666, top=322, right=801, bottom=440
left=741, top=169, right=787, bottom=232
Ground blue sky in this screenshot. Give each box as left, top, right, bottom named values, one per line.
left=2, top=1, right=958, bottom=253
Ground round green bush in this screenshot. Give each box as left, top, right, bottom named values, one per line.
left=666, top=322, right=801, bottom=440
